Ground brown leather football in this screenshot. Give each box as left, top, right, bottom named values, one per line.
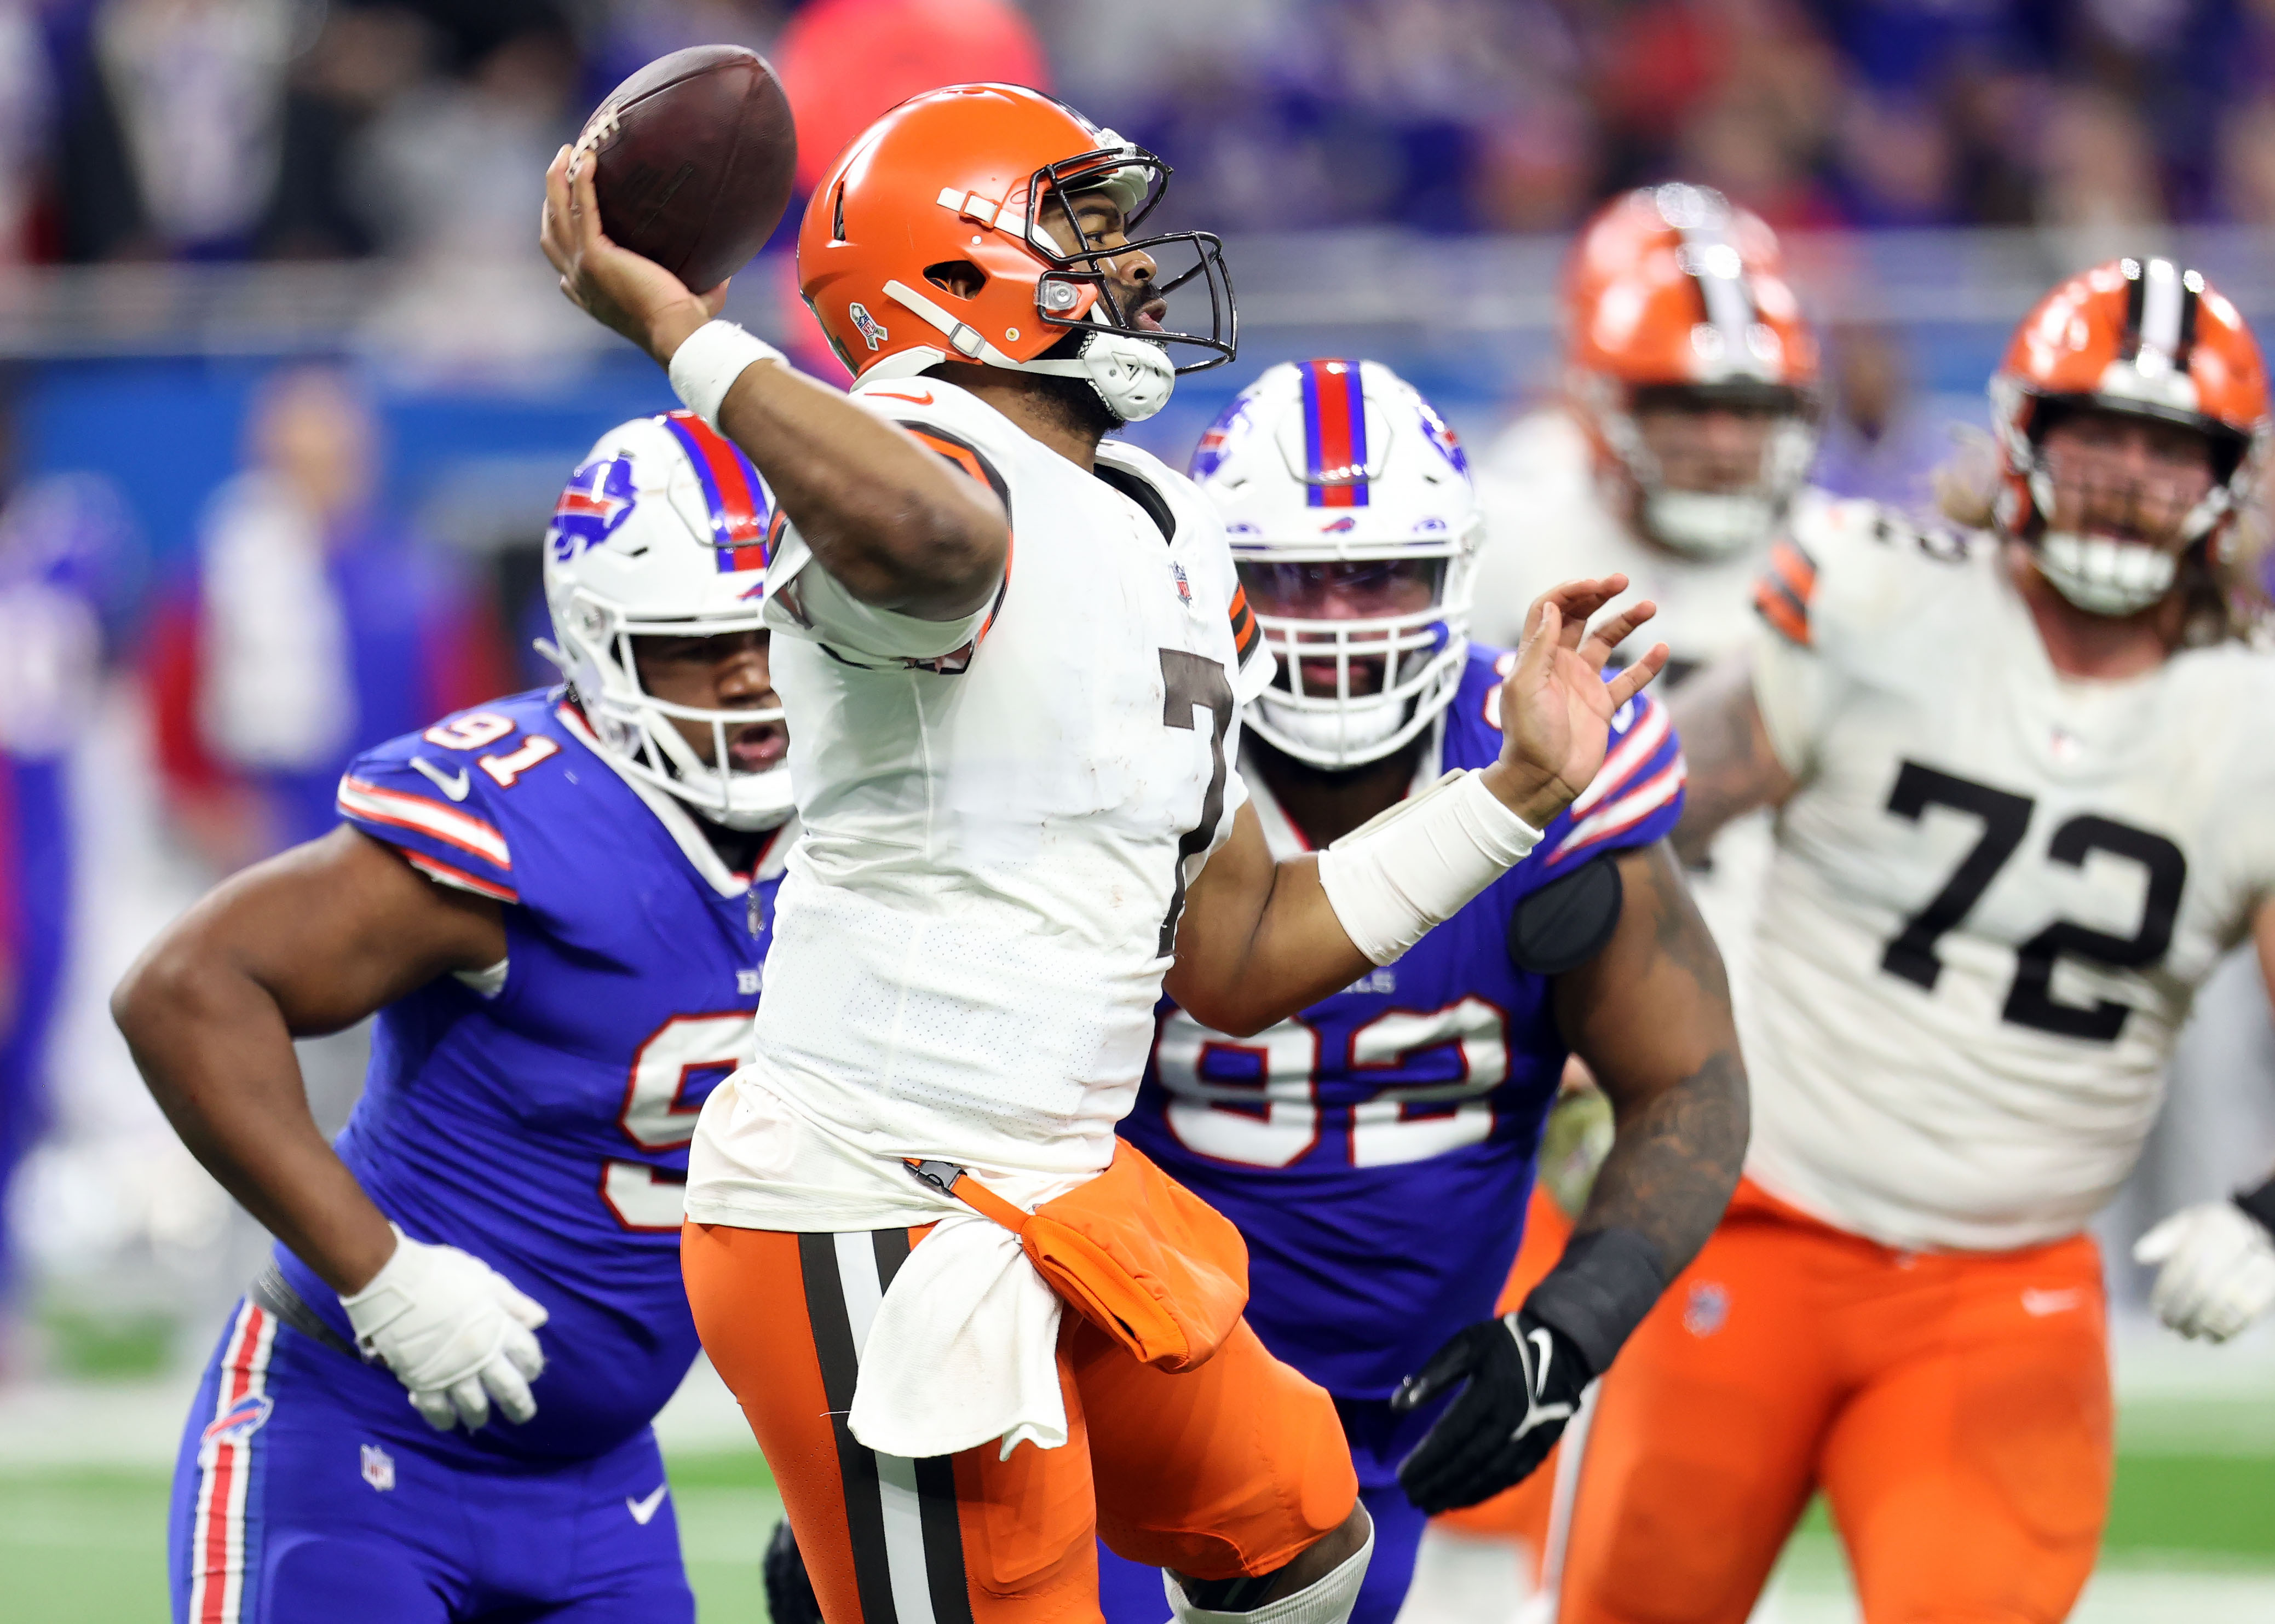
left=574, top=46, right=798, bottom=295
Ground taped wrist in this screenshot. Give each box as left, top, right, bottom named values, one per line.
left=1317, top=770, right=1543, bottom=966
left=667, top=319, right=785, bottom=429
left=2233, top=1174, right=2275, bottom=1237
left=1522, top=1227, right=1667, bottom=1378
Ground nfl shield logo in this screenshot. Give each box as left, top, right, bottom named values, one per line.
left=361, top=1442, right=396, bottom=1492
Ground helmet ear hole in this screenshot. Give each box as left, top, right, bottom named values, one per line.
left=924, top=260, right=987, bottom=299
left=831, top=181, right=847, bottom=242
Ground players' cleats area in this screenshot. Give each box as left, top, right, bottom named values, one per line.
left=339, top=1224, right=551, bottom=1431
left=2134, top=1201, right=2275, bottom=1344
left=1392, top=1308, right=1588, bottom=1514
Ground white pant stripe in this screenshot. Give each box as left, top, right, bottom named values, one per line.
left=833, top=1232, right=941, bottom=1624
left=188, top=1302, right=277, bottom=1624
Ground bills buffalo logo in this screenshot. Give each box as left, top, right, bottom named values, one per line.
left=848, top=302, right=889, bottom=352
left=1415, top=401, right=1468, bottom=476
left=1321, top=515, right=1358, bottom=533
left=200, top=1392, right=274, bottom=1452
left=1188, top=397, right=1258, bottom=481
left=549, top=456, right=638, bottom=560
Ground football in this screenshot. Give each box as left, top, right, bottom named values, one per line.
left=573, top=45, right=798, bottom=295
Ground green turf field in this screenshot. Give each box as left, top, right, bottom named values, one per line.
left=0, top=1449, right=786, bottom=1623
left=4, top=1445, right=2273, bottom=1621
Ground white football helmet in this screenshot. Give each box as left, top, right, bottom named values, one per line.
left=1191, top=358, right=1482, bottom=768
left=540, top=412, right=792, bottom=830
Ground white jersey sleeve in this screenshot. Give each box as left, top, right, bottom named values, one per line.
left=1736, top=500, right=2275, bottom=1251
left=760, top=382, right=1011, bottom=665
left=1748, top=496, right=1953, bottom=779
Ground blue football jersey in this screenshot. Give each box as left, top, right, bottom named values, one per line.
left=1118, top=647, right=1685, bottom=1397
left=272, top=688, right=790, bottom=1462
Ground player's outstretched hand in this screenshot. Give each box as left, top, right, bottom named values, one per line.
left=2134, top=1201, right=2275, bottom=1343
left=1485, top=575, right=1668, bottom=830
left=341, top=1225, right=551, bottom=1432
left=540, top=144, right=728, bottom=366
left=1391, top=1308, right=1590, bottom=1514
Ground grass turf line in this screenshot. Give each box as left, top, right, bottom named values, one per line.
left=3, top=1449, right=2270, bottom=1620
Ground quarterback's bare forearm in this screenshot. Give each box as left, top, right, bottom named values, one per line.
left=1166, top=804, right=1374, bottom=1037
left=710, top=364, right=1008, bottom=618
left=1553, top=843, right=1747, bottom=1277
left=113, top=828, right=506, bottom=1293
left=1668, top=650, right=1795, bottom=865
left=540, top=148, right=1006, bottom=620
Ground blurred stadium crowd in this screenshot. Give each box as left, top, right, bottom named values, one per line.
left=13, top=0, right=2275, bottom=261
left=2, top=0, right=2274, bottom=1389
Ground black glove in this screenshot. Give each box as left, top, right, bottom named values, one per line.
left=763, top=1518, right=825, bottom=1624
left=1391, top=1308, right=1591, bottom=1514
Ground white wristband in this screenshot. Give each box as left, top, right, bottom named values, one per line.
left=1316, top=770, right=1543, bottom=966
left=667, top=320, right=784, bottom=429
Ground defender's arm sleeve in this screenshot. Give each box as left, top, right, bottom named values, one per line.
left=1534, top=687, right=1686, bottom=871
left=336, top=719, right=528, bottom=905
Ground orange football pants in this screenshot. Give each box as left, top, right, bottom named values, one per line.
left=1558, top=1180, right=2111, bottom=1624
left=1430, top=1183, right=1571, bottom=1580
left=683, top=1221, right=1358, bottom=1624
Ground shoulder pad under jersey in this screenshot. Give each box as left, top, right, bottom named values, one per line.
left=335, top=690, right=572, bottom=904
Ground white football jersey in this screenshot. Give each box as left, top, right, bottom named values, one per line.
left=1471, top=406, right=1785, bottom=979
left=686, top=377, right=1275, bottom=1231
left=1471, top=408, right=1775, bottom=676
left=1744, top=497, right=2275, bottom=1252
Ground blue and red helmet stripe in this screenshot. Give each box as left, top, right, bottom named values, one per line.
left=660, top=411, right=773, bottom=573
left=1298, top=359, right=1369, bottom=509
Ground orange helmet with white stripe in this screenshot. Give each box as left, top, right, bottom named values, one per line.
left=1990, top=255, right=2271, bottom=615
left=1564, top=183, right=1821, bottom=558
left=797, top=83, right=1235, bottom=423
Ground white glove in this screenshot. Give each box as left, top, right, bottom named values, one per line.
left=2133, top=1202, right=2275, bottom=1344
left=340, top=1224, right=550, bottom=1431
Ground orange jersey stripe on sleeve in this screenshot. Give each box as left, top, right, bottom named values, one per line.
left=1228, top=583, right=1260, bottom=664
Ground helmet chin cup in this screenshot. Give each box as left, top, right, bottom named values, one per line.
left=1640, top=489, right=1777, bottom=558
left=2034, top=532, right=2178, bottom=616
left=1248, top=688, right=1413, bottom=768
left=1020, top=330, right=1176, bottom=422
left=874, top=281, right=1174, bottom=422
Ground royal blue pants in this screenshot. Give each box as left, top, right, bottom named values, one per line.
left=169, top=1299, right=694, bottom=1624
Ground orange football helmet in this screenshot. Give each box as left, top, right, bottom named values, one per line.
left=797, top=83, right=1234, bottom=422
left=1990, top=255, right=2270, bottom=615
left=1563, top=183, right=1821, bottom=557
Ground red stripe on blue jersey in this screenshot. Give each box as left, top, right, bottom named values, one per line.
left=660, top=411, right=772, bottom=572
left=1541, top=694, right=1687, bottom=866
left=1299, top=358, right=1369, bottom=509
